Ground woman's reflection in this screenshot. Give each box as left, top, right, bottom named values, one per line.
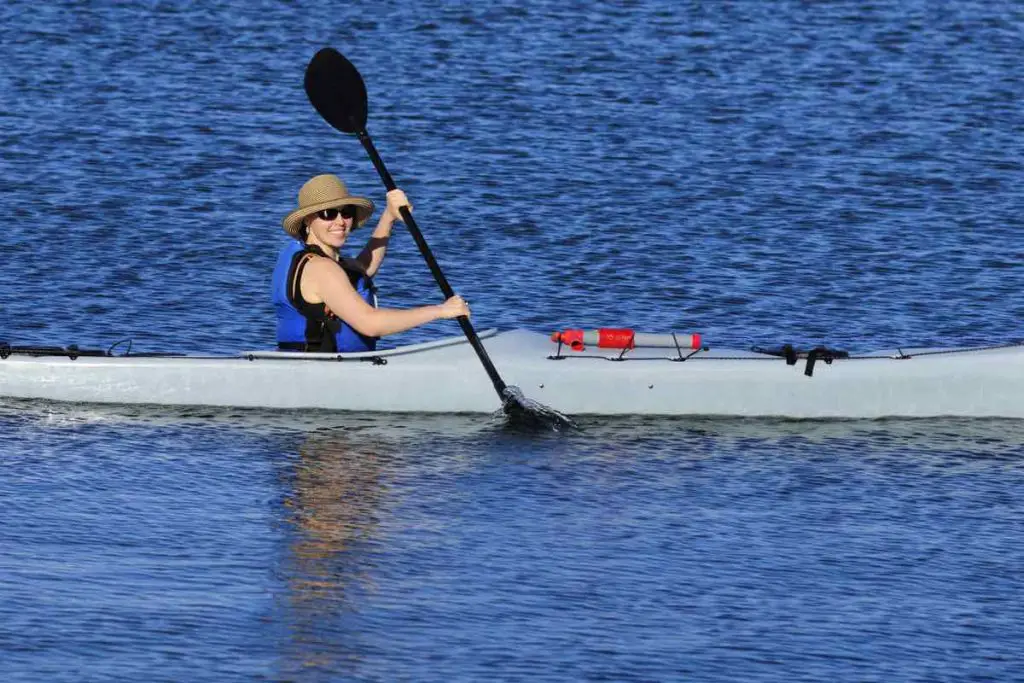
left=277, top=427, right=393, bottom=676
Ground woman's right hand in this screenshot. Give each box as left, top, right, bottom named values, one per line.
left=436, top=295, right=470, bottom=319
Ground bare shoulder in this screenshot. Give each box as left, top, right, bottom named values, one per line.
left=303, top=253, right=337, bottom=272
left=304, top=255, right=354, bottom=287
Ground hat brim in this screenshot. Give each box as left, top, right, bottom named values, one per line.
left=282, top=197, right=375, bottom=238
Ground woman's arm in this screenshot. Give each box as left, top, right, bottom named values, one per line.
left=304, top=256, right=468, bottom=338
left=357, top=189, right=409, bottom=277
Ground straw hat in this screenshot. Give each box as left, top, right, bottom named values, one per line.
left=282, top=174, right=375, bottom=238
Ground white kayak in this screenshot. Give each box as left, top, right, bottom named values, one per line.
left=1, top=329, right=1023, bottom=418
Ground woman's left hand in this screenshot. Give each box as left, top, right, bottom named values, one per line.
left=385, top=189, right=411, bottom=222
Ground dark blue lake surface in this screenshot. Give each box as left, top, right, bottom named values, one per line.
left=2, top=0, right=1023, bottom=680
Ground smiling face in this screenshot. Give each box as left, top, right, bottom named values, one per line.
left=304, top=205, right=358, bottom=252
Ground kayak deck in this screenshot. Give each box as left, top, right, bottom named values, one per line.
left=2, top=329, right=1023, bottom=418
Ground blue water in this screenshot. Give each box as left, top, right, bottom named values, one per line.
left=2, top=0, right=1023, bottom=680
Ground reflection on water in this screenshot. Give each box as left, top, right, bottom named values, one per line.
left=4, top=397, right=1024, bottom=456
left=283, top=430, right=387, bottom=602
left=275, top=429, right=392, bottom=675
left=2, top=398, right=1024, bottom=681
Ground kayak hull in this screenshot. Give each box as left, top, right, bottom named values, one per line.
left=2, top=330, right=1023, bottom=418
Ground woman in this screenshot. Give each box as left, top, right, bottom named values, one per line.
left=272, top=174, right=468, bottom=352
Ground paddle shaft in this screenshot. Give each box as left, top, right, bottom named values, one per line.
left=356, top=129, right=508, bottom=397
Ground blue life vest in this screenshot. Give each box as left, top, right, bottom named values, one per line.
left=271, top=239, right=379, bottom=352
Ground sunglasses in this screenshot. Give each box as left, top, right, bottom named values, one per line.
left=316, top=205, right=358, bottom=222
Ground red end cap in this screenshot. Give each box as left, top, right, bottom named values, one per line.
left=552, top=329, right=586, bottom=351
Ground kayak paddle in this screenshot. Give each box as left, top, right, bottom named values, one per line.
left=303, top=47, right=573, bottom=429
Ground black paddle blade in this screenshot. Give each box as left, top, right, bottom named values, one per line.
left=501, top=386, right=578, bottom=431
left=304, top=47, right=367, bottom=134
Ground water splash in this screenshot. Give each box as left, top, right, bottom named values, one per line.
left=499, top=385, right=579, bottom=432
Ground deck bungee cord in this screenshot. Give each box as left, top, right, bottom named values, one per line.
left=0, top=341, right=185, bottom=360
left=545, top=329, right=1024, bottom=377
